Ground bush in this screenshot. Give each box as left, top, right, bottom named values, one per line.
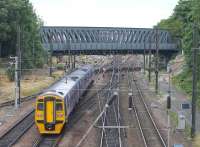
left=6, top=66, right=15, bottom=81
left=173, top=68, right=192, bottom=96
left=56, top=64, right=65, bottom=70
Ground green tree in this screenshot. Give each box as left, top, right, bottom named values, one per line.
left=156, top=0, right=198, bottom=65
left=0, top=0, right=45, bottom=69
left=157, top=0, right=200, bottom=106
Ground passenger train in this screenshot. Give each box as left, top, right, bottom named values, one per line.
left=35, top=65, right=94, bottom=134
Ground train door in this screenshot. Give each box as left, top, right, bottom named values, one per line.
left=74, top=85, right=78, bottom=103
left=66, top=95, right=71, bottom=115
left=44, top=97, right=55, bottom=130
left=85, top=72, right=89, bottom=86
left=46, top=101, right=54, bottom=123
left=80, top=79, right=83, bottom=95
left=67, top=92, right=73, bottom=114
left=78, top=81, right=80, bottom=100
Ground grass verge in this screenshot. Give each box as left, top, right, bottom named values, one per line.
left=169, top=111, right=178, bottom=127
left=193, top=134, right=200, bottom=147
left=172, top=67, right=200, bottom=108
left=0, top=70, right=64, bottom=103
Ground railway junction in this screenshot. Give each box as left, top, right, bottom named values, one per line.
left=0, top=54, right=192, bottom=147
left=0, top=1, right=199, bottom=147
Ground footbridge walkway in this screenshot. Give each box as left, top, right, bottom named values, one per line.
left=40, top=26, right=180, bottom=55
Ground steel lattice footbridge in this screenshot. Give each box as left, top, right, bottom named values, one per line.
left=40, top=26, right=180, bottom=55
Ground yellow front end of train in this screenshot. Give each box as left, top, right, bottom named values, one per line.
left=35, top=95, right=66, bottom=134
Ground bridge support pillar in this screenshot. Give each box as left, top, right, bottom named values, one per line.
left=70, top=55, right=75, bottom=69
left=57, top=56, right=62, bottom=63
left=73, top=55, right=76, bottom=69
left=49, top=51, right=53, bottom=77
left=159, top=54, right=172, bottom=71
left=163, top=56, right=168, bottom=71
left=165, top=56, right=172, bottom=71
left=68, top=55, right=71, bottom=69
left=64, top=56, right=68, bottom=74
left=70, top=55, right=74, bottom=69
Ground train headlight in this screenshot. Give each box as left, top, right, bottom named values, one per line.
left=57, top=114, right=64, bottom=117
left=36, top=114, right=43, bottom=118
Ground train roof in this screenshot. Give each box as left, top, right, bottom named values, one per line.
left=40, top=65, right=93, bottom=97
left=41, top=77, right=75, bottom=97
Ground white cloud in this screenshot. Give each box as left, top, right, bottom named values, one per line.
left=30, top=0, right=178, bottom=28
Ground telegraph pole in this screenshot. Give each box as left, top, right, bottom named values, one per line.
left=68, top=40, right=71, bottom=69
left=10, top=56, right=20, bottom=108
left=10, top=56, right=20, bottom=109
left=143, top=51, right=145, bottom=74
left=148, top=32, right=152, bottom=82
left=143, top=43, right=146, bottom=75
left=49, top=37, right=53, bottom=77
left=148, top=49, right=151, bottom=82
left=191, top=48, right=198, bottom=138
left=167, top=65, right=172, bottom=147
left=12, top=25, right=21, bottom=108
left=191, top=22, right=199, bottom=138
left=16, top=25, right=21, bottom=107
left=15, top=57, right=20, bottom=108
left=155, top=28, right=159, bottom=94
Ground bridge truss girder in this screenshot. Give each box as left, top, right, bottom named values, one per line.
left=40, top=26, right=179, bottom=55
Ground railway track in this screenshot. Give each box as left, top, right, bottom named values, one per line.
left=99, top=56, right=124, bottom=147
left=0, top=58, right=112, bottom=109
left=0, top=69, right=75, bottom=109
left=0, top=94, right=39, bottom=108
left=33, top=73, right=111, bottom=147
left=33, top=101, right=93, bottom=147
left=0, top=109, right=35, bottom=147
left=33, top=134, right=62, bottom=147
left=0, top=75, right=72, bottom=146
left=0, top=80, right=61, bottom=108
left=128, top=67, right=166, bottom=147
left=0, top=59, right=118, bottom=147
left=0, top=62, right=111, bottom=147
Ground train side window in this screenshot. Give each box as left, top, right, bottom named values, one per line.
left=66, top=95, right=69, bottom=107
left=38, top=99, right=43, bottom=102
left=37, top=103, right=44, bottom=111
left=56, top=99, right=62, bottom=102
left=56, top=103, right=63, bottom=111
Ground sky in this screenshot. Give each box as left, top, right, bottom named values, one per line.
left=30, top=0, right=179, bottom=28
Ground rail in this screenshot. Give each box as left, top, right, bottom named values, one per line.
left=0, top=109, right=35, bottom=147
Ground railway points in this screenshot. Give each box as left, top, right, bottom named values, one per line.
left=1, top=0, right=197, bottom=146
left=0, top=109, right=35, bottom=146
left=129, top=70, right=166, bottom=147
left=0, top=55, right=191, bottom=147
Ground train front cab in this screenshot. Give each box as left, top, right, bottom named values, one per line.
left=35, top=95, right=66, bottom=134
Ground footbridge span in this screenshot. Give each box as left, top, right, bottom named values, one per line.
left=40, top=26, right=180, bottom=55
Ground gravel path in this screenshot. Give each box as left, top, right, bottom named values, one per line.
left=159, top=73, right=200, bottom=133
left=141, top=72, right=192, bottom=146
left=119, top=73, right=144, bottom=147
